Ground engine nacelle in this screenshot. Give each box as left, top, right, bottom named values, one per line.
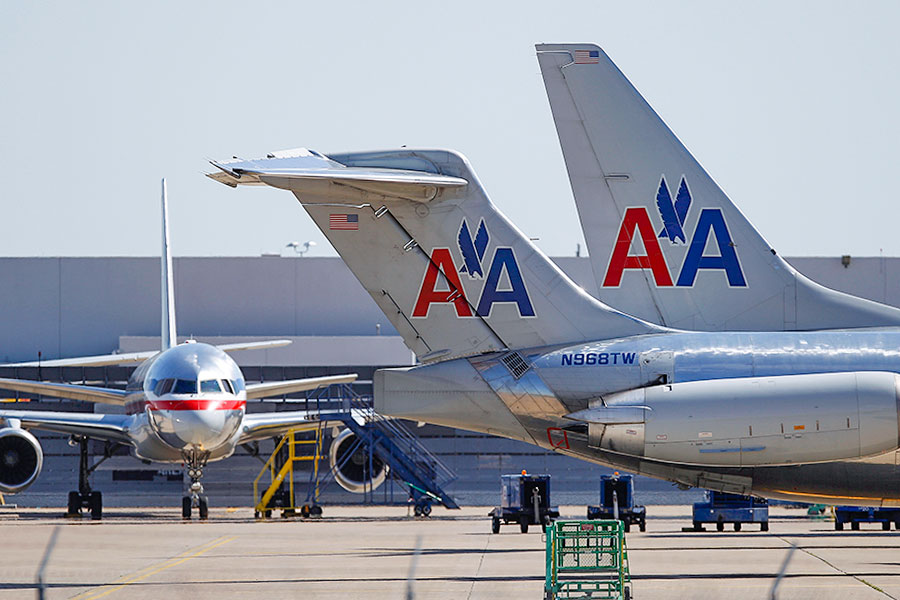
left=0, top=427, right=43, bottom=493
left=328, top=428, right=387, bottom=494
left=569, top=371, right=900, bottom=467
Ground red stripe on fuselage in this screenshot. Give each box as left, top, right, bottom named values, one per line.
left=147, top=399, right=246, bottom=411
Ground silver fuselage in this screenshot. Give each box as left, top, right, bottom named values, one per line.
left=377, top=329, right=900, bottom=506
left=120, top=343, right=246, bottom=462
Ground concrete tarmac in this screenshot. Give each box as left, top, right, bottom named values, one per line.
left=1, top=505, right=899, bottom=599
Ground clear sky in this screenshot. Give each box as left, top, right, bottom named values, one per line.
left=2, top=1, right=898, bottom=258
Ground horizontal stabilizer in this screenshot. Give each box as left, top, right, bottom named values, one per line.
left=215, top=147, right=663, bottom=362
left=564, top=405, right=650, bottom=425
left=1, top=340, right=293, bottom=368
left=208, top=148, right=467, bottom=202
left=0, top=378, right=128, bottom=405
left=244, top=374, right=357, bottom=400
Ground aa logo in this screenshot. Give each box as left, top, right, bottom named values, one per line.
left=603, top=176, right=746, bottom=288
left=412, top=219, right=535, bottom=318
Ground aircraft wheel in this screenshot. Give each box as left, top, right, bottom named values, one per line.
left=413, top=504, right=422, bottom=517
left=182, top=496, right=192, bottom=520
left=89, top=492, right=102, bottom=521
left=198, top=496, right=209, bottom=520
left=421, top=503, right=432, bottom=517
left=301, top=504, right=311, bottom=518
left=519, top=516, right=529, bottom=533
left=492, top=517, right=501, bottom=534
left=67, top=491, right=80, bottom=516
left=310, top=505, right=323, bottom=517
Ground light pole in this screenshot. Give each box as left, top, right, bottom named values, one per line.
left=286, top=241, right=317, bottom=257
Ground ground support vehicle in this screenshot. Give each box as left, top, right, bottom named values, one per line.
left=691, top=491, right=769, bottom=532
left=544, top=520, right=632, bottom=600
left=833, top=506, right=900, bottom=530
left=587, top=474, right=646, bottom=532
left=489, top=473, right=559, bottom=533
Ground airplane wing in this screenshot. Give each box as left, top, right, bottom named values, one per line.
left=238, top=407, right=370, bottom=443
left=0, top=340, right=293, bottom=368
left=0, top=409, right=131, bottom=443
left=0, top=378, right=128, bottom=405
left=208, top=148, right=467, bottom=203
left=244, top=374, right=358, bottom=400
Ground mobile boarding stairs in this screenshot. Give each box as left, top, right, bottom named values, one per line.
left=253, top=382, right=458, bottom=517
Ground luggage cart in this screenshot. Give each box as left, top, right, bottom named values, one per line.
left=691, top=491, right=769, bottom=531
left=544, top=520, right=632, bottom=600
left=489, top=472, right=560, bottom=533
left=833, top=506, right=900, bottom=530
left=587, top=473, right=646, bottom=532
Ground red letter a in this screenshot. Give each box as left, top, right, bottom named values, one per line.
left=413, top=248, right=473, bottom=317
left=602, top=208, right=673, bottom=287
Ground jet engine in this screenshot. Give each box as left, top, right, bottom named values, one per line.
left=568, top=371, right=900, bottom=468
left=328, top=428, right=387, bottom=493
left=0, top=427, right=43, bottom=493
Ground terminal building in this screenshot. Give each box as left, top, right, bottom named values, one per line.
left=2, top=254, right=898, bottom=509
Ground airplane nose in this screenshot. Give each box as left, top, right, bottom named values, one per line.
left=149, top=406, right=243, bottom=450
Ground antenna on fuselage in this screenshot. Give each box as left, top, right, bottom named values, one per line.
left=161, top=178, right=177, bottom=350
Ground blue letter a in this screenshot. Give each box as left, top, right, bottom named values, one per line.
left=676, top=209, right=746, bottom=287
left=476, top=248, right=536, bottom=317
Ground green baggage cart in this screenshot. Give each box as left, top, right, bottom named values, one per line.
left=545, top=520, right=632, bottom=599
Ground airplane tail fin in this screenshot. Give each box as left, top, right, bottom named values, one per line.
left=160, top=178, right=177, bottom=350
left=536, top=43, right=900, bottom=331
left=210, top=148, right=662, bottom=362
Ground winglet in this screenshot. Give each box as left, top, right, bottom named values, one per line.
left=160, top=179, right=177, bottom=350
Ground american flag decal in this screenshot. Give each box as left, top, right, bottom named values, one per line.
left=329, top=213, right=359, bottom=230
left=574, top=49, right=600, bottom=64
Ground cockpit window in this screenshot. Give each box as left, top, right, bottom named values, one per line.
left=154, top=378, right=175, bottom=396
left=172, top=379, right=198, bottom=395
left=200, top=379, right=222, bottom=393
left=221, top=379, right=234, bottom=394
left=230, top=379, right=244, bottom=392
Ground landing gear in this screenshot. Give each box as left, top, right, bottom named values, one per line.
left=65, top=437, right=117, bottom=520
left=182, top=448, right=211, bottom=520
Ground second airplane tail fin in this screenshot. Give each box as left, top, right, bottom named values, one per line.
left=210, top=148, right=662, bottom=362
left=536, top=43, right=900, bottom=331
left=160, top=178, right=177, bottom=350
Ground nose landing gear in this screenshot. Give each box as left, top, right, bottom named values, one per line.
left=181, top=448, right=211, bottom=520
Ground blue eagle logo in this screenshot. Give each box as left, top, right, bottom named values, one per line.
left=457, top=219, right=489, bottom=279
left=656, top=176, right=692, bottom=244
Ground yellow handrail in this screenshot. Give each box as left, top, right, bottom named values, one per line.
left=253, top=425, right=325, bottom=517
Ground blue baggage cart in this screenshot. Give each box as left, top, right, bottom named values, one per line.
left=490, top=472, right=560, bottom=533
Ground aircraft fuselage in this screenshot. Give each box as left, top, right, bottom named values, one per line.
left=120, top=342, right=247, bottom=462
left=377, top=328, right=900, bottom=506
